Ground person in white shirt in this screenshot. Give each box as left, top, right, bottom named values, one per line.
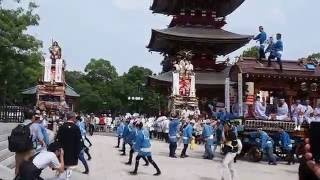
left=254, top=96, right=268, bottom=120
left=313, top=102, right=320, bottom=122
left=17, top=142, right=64, bottom=179
left=291, top=99, right=304, bottom=131
left=303, top=100, right=314, bottom=124
left=162, top=118, right=170, bottom=143
left=276, top=99, right=289, bottom=121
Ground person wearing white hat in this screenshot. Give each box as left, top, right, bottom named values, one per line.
left=180, top=120, right=195, bottom=158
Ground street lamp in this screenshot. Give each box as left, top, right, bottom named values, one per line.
left=127, top=96, right=144, bottom=113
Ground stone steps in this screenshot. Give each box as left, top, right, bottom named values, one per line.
left=0, top=125, right=16, bottom=171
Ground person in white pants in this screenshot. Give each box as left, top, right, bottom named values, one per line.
left=314, top=102, right=320, bottom=122
left=291, top=99, right=304, bottom=131
left=276, top=99, right=289, bottom=121
left=221, top=126, right=239, bottom=180
left=303, top=100, right=314, bottom=124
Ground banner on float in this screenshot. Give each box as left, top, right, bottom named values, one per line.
left=55, top=59, right=63, bottom=83
left=44, top=58, right=52, bottom=82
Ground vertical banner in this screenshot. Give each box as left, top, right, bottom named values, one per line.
left=238, top=73, right=243, bottom=117
left=44, top=58, right=52, bottom=82
left=225, top=78, right=230, bottom=112
left=190, top=74, right=196, bottom=97
left=172, top=72, right=179, bottom=95
left=55, top=59, right=63, bottom=83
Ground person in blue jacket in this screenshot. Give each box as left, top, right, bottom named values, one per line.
left=278, top=126, right=294, bottom=165
left=115, top=120, right=125, bottom=148
left=180, top=120, right=195, bottom=158
left=268, top=33, right=284, bottom=71
left=202, top=120, right=214, bottom=159
left=130, top=121, right=161, bottom=176
left=252, top=128, right=277, bottom=165
left=125, top=120, right=149, bottom=166
left=254, top=26, right=267, bottom=62
left=120, top=119, right=130, bottom=155
left=168, top=113, right=180, bottom=158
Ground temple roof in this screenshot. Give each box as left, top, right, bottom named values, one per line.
left=150, top=0, right=245, bottom=17
left=22, top=84, right=80, bottom=97
left=231, top=57, right=320, bottom=80
left=147, top=26, right=252, bottom=55
left=149, top=67, right=231, bottom=86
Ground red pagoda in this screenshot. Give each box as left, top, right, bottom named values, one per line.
left=148, top=0, right=253, bottom=113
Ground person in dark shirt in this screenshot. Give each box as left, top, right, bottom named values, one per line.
left=55, top=112, right=83, bottom=179
left=221, top=125, right=239, bottom=180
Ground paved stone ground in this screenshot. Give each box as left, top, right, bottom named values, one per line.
left=41, top=135, right=299, bottom=180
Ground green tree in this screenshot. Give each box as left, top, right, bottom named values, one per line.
left=0, top=1, right=42, bottom=104
left=308, top=53, right=320, bottom=59
left=84, top=58, right=118, bottom=84
left=242, top=46, right=259, bottom=58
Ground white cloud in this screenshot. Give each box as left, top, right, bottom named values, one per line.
left=112, top=0, right=150, bottom=10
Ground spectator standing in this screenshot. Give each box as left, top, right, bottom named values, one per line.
left=55, top=112, right=83, bottom=179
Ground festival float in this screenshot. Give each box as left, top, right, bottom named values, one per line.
left=22, top=42, right=79, bottom=113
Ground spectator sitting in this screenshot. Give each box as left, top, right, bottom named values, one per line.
left=270, top=98, right=289, bottom=121
left=254, top=96, right=268, bottom=120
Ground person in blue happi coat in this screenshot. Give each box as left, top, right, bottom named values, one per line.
left=115, top=120, right=125, bottom=148
left=168, top=112, right=180, bottom=158
left=180, top=120, right=195, bottom=158
left=278, top=126, right=294, bottom=165
left=130, top=121, right=161, bottom=176
left=202, top=120, right=214, bottom=160
left=125, top=120, right=149, bottom=166
left=268, top=33, right=284, bottom=71
left=120, top=119, right=131, bottom=155
left=254, top=26, right=267, bottom=62
left=251, top=128, right=277, bottom=165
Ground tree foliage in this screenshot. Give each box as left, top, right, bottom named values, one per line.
left=65, top=62, right=166, bottom=115
left=241, top=46, right=259, bottom=58
left=0, top=1, right=42, bottom=104
left=308, top=53, right=320, bottom=59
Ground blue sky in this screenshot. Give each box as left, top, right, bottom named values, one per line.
left=4, top=0, right=320, bottom=74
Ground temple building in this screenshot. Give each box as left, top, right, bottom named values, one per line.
left=147, top=0, right=252, bottom=113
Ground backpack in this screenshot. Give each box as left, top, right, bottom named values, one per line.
left=15, top=153, right=43, bottom=180
left=8, top=123, right=33, bottom=152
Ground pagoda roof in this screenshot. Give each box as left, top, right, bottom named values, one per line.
left=231, top=57, right=320, bottom=80
left=147, top=26, right=252, bottom=55
left=22, top=84, right=80, bottom=97
left=149, top=67, right=232, bottom=86
left=150, top=0, right=245, bottom=17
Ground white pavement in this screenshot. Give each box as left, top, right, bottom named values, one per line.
left=40, top=135, right=299, bottom=180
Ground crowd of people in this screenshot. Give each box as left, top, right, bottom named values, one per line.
left=253, top=96, right=320, bottom=130
left=6, top=107, right=320, bottom=179
left=114, top=110, right=298, bottom=179
left=11, top=110, right=93, bottom=179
